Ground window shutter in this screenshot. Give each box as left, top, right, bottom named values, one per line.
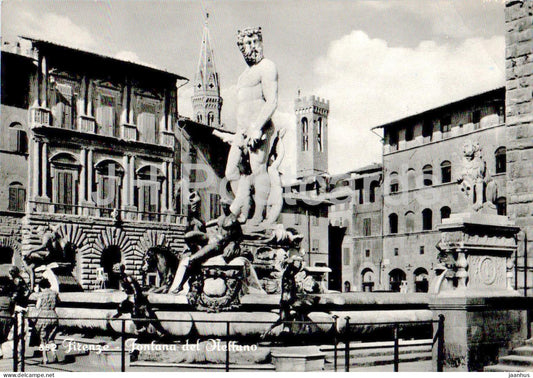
left=8, top=187, right=17, bottom=211
left=139, top=113, right=156, bottom=143
left=17, top=188, right=26, bottom=212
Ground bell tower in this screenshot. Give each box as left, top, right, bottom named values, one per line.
left=295, top=94, right=329, bottom=178
left=191, top=16, right=223, bottom=127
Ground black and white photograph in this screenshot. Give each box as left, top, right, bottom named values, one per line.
left=0, top=0, right=532, bottom=373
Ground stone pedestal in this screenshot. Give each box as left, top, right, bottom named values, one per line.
left=430, top=213, right=530, bottom=371
left=37, top=262, right=83, bottom=292
left=271, top=346, right=325, bottom=371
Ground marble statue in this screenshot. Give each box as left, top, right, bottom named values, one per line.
left=23, top=225, right=65, bottom=290
left=457, top=140, right=498, bottom=212
left=219, top=26, right=278, bottom=228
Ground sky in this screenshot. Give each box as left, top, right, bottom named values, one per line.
left=1, top=0, right=506, bottom=178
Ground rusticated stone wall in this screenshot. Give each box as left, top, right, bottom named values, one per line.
left=505, top=0, right=533, bottom=295
left=21, top=214, right=186, bottom=290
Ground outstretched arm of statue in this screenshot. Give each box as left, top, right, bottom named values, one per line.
left=212, top=130, right=236, bottom=144
left=248, top=59, right=278, bottom=149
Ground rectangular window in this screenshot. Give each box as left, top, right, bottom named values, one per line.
left=8, top=187, right=25, bottom=212
left=55, top=83, right=74, bottom=130
left=355, top=179, right=364, bottom=204
left=138, top=113, right=157, bottom=144
left=210, top=193, right=221, bottom=219
left=390, top=182, right=399, bottom=194
left=343, top=247, right=350, bottom=266
left=96, top=94, right=116, bottom=137
left=138, top=99, right=158, bottom=144
left=57, top=171, right=74, bottom=214
left=98, top=175, right=119, bottom=217
left=473, top=110, right=481, bottom=129
left=365, top=249, right=371, bottom=258
left=420, top=246, right=425, bottom=255
left=405, top=127, right=413, bottom=141
left=313, top=214, right=319, bottom=226
left=389, top=131, right=398, bottom=151
left=441, top=116, right=451, bottom=135
left=394, top=247, right=399, bottom=256
left=312, top=239, right=320, bottom=253
left=363, top=218, right=371, bottom=236
left=422, top=120, right=433, bottom=141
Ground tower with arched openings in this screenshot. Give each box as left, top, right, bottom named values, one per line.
left=295, top=95, right=329, bottom=179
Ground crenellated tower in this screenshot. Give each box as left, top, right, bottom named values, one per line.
left=295, top=95, right=329, bottom=178
left=191, top=18, right=223, bottom=127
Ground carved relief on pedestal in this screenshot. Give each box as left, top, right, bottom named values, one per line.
left=468, top=255, right=506, bottom=290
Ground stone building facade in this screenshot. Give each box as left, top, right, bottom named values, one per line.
left=280, top=95, right=331, bottom=271
left=0, top=38, right=226, bottom=290
left=505, top=0, right=533, bottom=296
left=329, top=164, right=383, bottom=292
left=374, top=87, right=507, bottom=292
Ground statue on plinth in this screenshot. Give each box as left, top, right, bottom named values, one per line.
left=23, top=225, right=66, bottom=291
left=457, top=140, right=498, bottom=213
left=214, top=26, right=280, bottom=229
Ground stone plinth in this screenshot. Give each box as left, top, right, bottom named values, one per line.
left=431, top=213, right=529, bottom=371
left=271, top=346, right=325, bottom=371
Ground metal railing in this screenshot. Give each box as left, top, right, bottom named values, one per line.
left=1, top=313, right=445, bottom=372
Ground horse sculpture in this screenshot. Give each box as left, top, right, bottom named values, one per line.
left=141, top=247, right=179, bottom=293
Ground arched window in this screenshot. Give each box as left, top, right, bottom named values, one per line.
left=422, top=165, right=433, bottom=186
left=301, top=117, right=309, bottom=151
left=496, top=197, right=507, bottom=216
left=441, top=161, right=451, bottom=183
left=407, top=168, right=416, bottom=190
left=405, top=211, right=415, bottom=233
left=196, top=113, right=203, bottom=123
left=100, top=245, right=122, bottom=289
left=389, top=269, right=406, bottom=292
left=361, top=268, right=375, bottom=292
left=369, top=180, right=379, bottom=203
left=440, top=206, right=451, bottom=221
left=414, top=268, right=429, bottom=293
left=495, top=147, right=506, bottom=174
left=422, top=208, right=433, bottom=230
left=50, top=154, right=80, bottom=214
left=389, top=172, right=399, bottom=194
left=8, top=182, right=25, bottom=212
left=207, top=112, right=215, bottom=126
left=344, top=281, right=351, bottom=293
left=95, top=160, right=124, bottom=217
left=317, top=117, right=323, bottom=152
left=136, top=165, right=165, bottom=221
left=9, top=122, right=27, bottom=154
left=389, top=213, right=398, bottom=234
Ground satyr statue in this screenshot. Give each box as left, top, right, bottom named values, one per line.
left=457, top=140, right=498, bottom=213
left=23, top=225, right=65, bottom=290
left=216, top=26, right=278, bottom=229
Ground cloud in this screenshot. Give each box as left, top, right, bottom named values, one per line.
left=312, top=30, right=505, bottom=174
left=7, top=11, right=96, bottom=50
left=114, top=50, right=156, bottom=68
left=177, top=85, right=194, bottom=119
